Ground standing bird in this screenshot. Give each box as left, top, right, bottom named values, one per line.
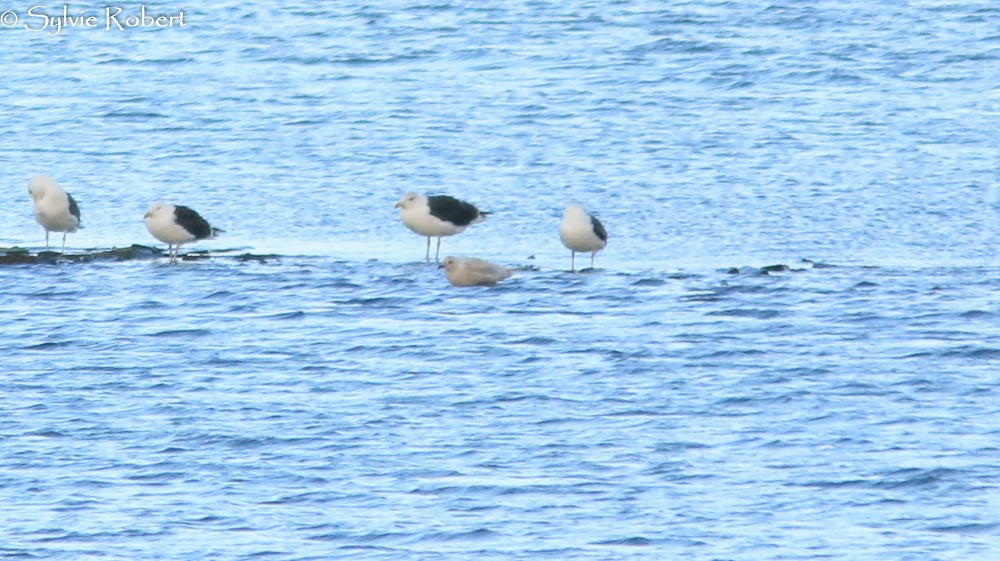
left=395, top=192, right=489, bottom=262
left=27, top=174, right=81, bottom=253
left=439, top=256, right=512, bottom=287
left=559, top=203, right=608, bottom=272
left=144, top=202, right=222, bottom=263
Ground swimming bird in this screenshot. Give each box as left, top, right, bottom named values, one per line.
left=395, top=192, right=489, bottom=262
left=144, top=202, right=222, bottom=263
left=27, top=174, right=81, bottom=253
left=439, top=256, right=512, bottom=287
left=559, top=203, right=607, bottom=272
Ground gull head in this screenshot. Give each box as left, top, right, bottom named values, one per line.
left=394, top=192, right=421, bottom=210
left=563, top=203, right=587, bottom=219
left=27, top=174, right=59, bottom=202
left=439, top=256, right=458, bottom=271
left=144, top=202, right=169, bottom=220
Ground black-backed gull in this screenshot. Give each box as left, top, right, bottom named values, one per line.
left=395, top=192, right=488, bottom=262
left=144, top=202, right=222, bottom=263
left=559, top=203, right=607, bottom=272
left=27, top=174, right=81, bottom=253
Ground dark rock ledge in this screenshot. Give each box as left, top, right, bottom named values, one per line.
left=0, top=245, right=278, bottom=265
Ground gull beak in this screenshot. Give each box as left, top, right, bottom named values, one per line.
left=394, top=202, right=402, bottom=209
left=143, top=211, right=152, bottom=219
left=437, top=264, right=444, bottom=269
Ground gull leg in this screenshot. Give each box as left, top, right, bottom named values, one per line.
left=435, top=238, right=442, bottom=262
left=45, top=231, right=50, bottom=251
left=425, top=237, right=431, bottom=261
left=590, top=252, right=595, bottom=269
left=61, top=233, right=67, bottom=254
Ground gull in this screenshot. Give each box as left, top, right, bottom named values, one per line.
left=144, top=202, right=222, bottom=263
left=559, top=203, right=607, bottom=272
left=395, top=192, right=488, bottom=262
left=27, top=174, right=81, bottom=253
left=439, top=256, right=512, bottom=287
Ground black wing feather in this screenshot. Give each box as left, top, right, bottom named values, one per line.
left=67, top=192, right=81, bottom=222
left=427, top=195, right=483, bottom=227
left=174, top=205, right=214, bottom=240
left=591, top=215, right=608, bottom=243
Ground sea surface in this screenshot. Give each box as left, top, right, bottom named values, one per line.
left=1, top=1, right=998, bottom=560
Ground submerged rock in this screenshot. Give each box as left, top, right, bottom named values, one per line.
left=0, top=248, right=36, bottom=265
left=235, top=253, right=280, bottom=263
left=0, top=245, right=165, bottom=264
left=68, top=245, right=166, bottom=263
left=179, top=249, right=279, bottom=263
left=0, top=245, right=279, bottom=265
left=725, top=264, right=792, bottom=275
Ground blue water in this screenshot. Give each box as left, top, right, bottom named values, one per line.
left=1, top=2, right=999, bottom=559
